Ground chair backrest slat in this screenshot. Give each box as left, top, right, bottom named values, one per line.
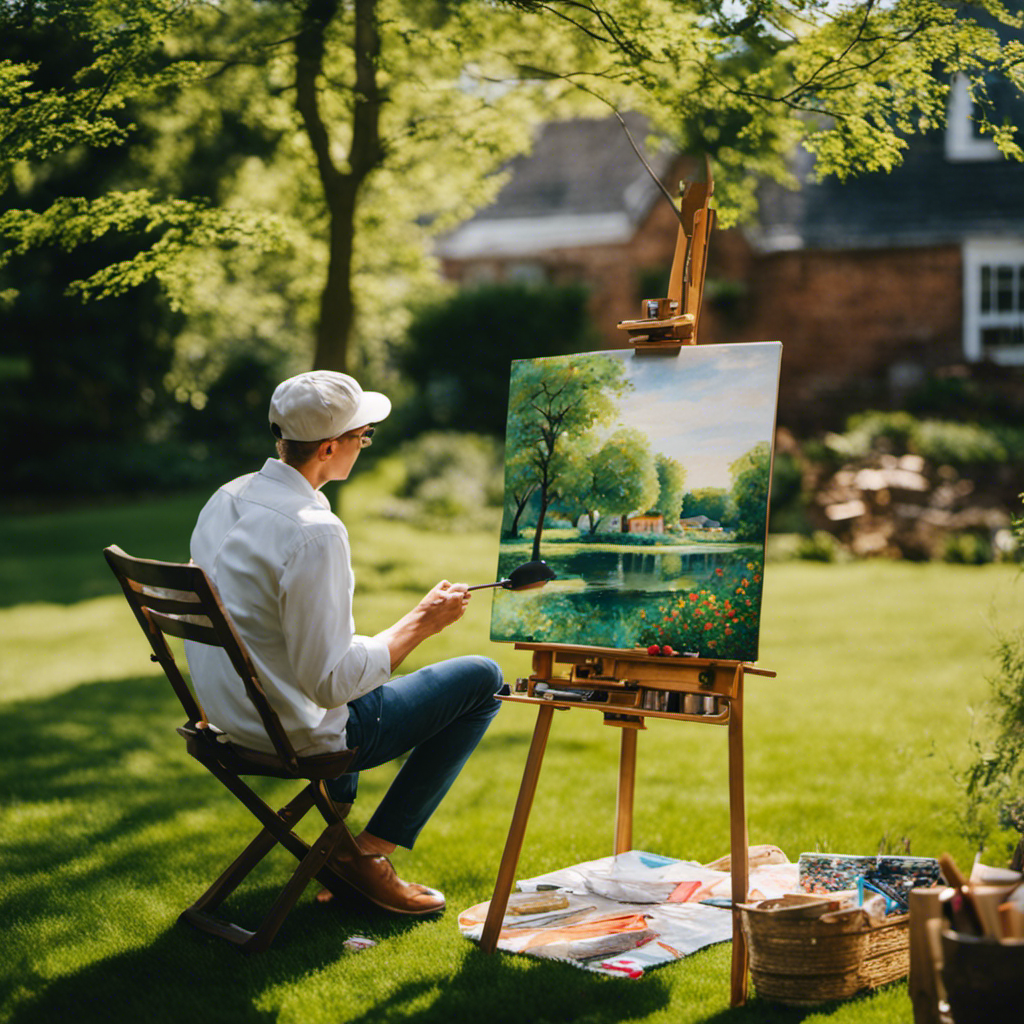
left=148, top=610, right=220, bottom=646
left=104, top=544, right=302, bottom=773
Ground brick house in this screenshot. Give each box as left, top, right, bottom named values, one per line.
left=437, top=94, right=1024, bottom=432
left=437, top=113, right=688, bottom=350
left=718, top=69, right=1024, bottom=432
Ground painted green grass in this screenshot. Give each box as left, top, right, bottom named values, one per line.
left=1, top=471, right=1021, bottom=1024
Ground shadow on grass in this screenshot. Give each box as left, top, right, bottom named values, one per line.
left=700, top=982, right=908, bottom=1024
left=341, top=949, right=672, bottom=1024
left=0, top=493, right=208, bottom=607
left=0, top=675, right=877, bottom=1024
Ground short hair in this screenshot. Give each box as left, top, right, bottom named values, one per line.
left=275, top=436, right=329, bottom=467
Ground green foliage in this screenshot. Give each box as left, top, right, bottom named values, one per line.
left=590, top=427, right=659, bottom=520
left=795, top=530, right=843, bottom=563
left=505, top=352, right=631, bottom=558
left=381, top=431, right=505, bottom=530
left=828, top=410, right=1023, bottom=467
left=398, top=282, right=598, bottom=437
left=4, top=0, right=1024, bottom=503
left=942, top=531, right=995, bottom=565
left=728, top=441, right=772, bottom=543
left=961, top=494, right=1024, bottom=859
left=654, top=453, right=686, bottom=522
left=681, top=486, right=730, bottom=524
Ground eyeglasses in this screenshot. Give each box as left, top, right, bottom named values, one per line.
left=347, top=426, right=375, bottom=448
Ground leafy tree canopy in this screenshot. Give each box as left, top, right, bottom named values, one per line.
left=655, top=452, right=687, bottom=521
left=682, top=486, right=731, bottom=523
left=729, top=439, right=772, bottom=541
left=2, top=0, right=1021, bottom=379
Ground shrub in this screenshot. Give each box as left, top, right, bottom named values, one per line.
left=826, top=410, right=1013, bottom=469
left=794, top=530, right=843, bottom=563
left=398, top=282, right=599, bottom=438
left=942, top=531, right=993, bottom=565
left=913, top=420, right=1006, bottom=465
left=960, top=494, right=1024, bottom=868
left=381, top=431, right=504, bottom=530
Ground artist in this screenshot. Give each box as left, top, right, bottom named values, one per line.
left=185, top=370, right=505, bottom=917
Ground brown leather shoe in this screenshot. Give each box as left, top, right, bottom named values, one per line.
left=317, top=855, right=445, bottom=916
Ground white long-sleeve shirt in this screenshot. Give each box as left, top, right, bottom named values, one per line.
left=184, top=458, right=391, bottom=755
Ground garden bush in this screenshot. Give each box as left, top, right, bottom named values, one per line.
left=942, top=531, right=994, bottom=565
left=795, top=530, right=844, bottom=563
left=827, top=410, right=1020, bottom=469
left=961, top=495, right=1024, bottom=868
left=379, top=431, right=504, bottom=530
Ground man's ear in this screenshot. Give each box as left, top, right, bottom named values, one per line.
left=319, top=439, right=335, bottom=461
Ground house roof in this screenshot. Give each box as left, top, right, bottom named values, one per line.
left=437, top=113, right=677, bottom=259
left=755, top=6, right=1024, bottom=254
left=754, top=129, right=1024, bottom=253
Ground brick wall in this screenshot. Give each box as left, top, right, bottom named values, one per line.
left=441, top=217, right=973, bottom=432
left=705, top=236, right=965, bottom=429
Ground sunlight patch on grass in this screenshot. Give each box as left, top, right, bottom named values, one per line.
left=0, top=596, right=159, bottom=702
left=4, top=479, right=1024, bottom=1024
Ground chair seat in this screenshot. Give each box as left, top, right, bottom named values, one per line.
left=177, top=723, right=357, bottom=780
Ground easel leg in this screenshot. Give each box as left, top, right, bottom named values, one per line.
left=728, top=674, right=749, bottom=1006
left=480, top=703, right=555, bottom=954
left=615, top=727, right=637, bottom=855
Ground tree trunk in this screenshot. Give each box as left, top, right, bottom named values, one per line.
left=507, top=486, right=536, bottom=538
left=531, top=488, right=550, bottom=561
left=295, top=0, right=384, bottom=372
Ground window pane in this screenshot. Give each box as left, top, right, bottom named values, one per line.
left=981, top=265, right=991, bottom=312
left=996, top=265, right=1014, bottom=312
left=983, top=325, right=1024, bottom=349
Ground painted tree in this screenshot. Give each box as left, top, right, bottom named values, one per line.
left=654, top=452, right=687, bottom=524
left=506, top=354, right=631, bottom=560
left=590, top=427, right=660, bottom=527
left=546, top=433, right=602, bottom=532
left=729, top=441, right=773, bottom=542
left=682, top=486, right=731, bottom=524
left=502, top=445, right=539, bottom=539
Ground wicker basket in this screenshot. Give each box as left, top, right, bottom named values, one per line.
left=740, top=905, right=910, bottom=1006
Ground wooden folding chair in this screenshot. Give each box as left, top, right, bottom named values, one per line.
left=104, top=543, right=362, bottom=952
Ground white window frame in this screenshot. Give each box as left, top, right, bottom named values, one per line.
left=946, top=73, right=1001, bottom=163
left=963, top=239, right=1024, bottom=364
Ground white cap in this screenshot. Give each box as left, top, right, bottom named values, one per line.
left=268, top=371, right=391, bottom=442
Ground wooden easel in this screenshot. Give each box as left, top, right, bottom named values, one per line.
left=479, top=158, right=775, bottom=1005
left=479, top=644, right=775, bottom=1006
left=616, top=154, right=716, bottom=350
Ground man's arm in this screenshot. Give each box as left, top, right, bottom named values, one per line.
left=374, top=581, right=471, bottom=672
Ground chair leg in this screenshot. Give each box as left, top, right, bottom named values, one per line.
left=238, top=820, right=350, bottom=952
left=179, top=778, right=355, bottom=951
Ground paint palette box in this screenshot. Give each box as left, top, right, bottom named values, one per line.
left=798, top=852, right=943, bottom=905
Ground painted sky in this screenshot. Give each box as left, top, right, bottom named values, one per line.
left=595, top=342, right=782, bottom=490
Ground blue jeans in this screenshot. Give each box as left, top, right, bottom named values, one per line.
left=326, top=656, right=505, bottom=849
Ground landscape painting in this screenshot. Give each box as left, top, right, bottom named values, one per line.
left=490, top=342, right=782, bottom=662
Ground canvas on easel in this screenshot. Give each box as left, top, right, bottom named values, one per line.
left=490, top=341, right=782, bottom=662
left=476, top=152, right=779, bottom=1008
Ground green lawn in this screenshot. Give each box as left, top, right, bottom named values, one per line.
left=1, top=473, right=1020, bottom=1024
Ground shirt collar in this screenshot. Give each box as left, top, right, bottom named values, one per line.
left=258, top=458, right=332, bottom=510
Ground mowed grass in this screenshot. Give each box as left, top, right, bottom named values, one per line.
left=1, top=468, right=1020, bottom=1024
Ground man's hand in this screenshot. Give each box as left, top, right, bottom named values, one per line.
left=421, top=580, right=470, bottom=626
left=375, top=580, right=472, bottom=672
